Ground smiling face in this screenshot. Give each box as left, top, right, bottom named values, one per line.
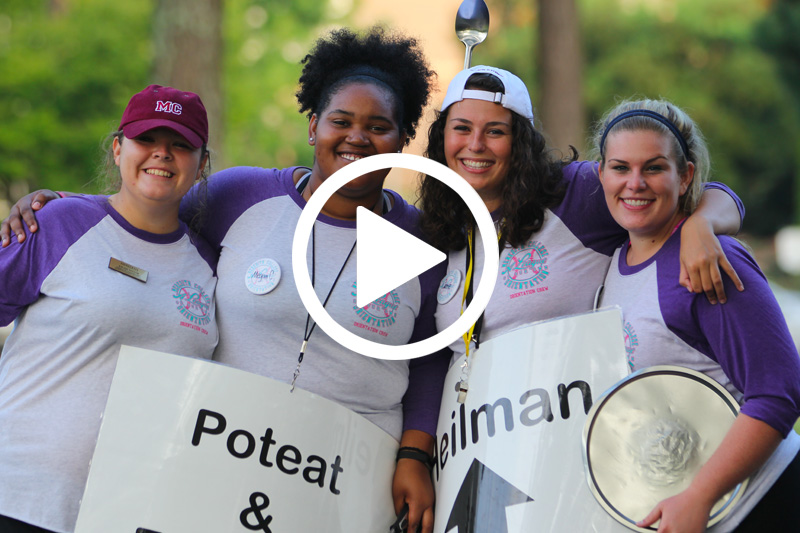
left=113, top=127, right=205, bottom=211
left=307, top=82, right=404, bottom=203
left=599, top=129, right=694, bottom=247
left=443, top=98, right=513, bottom=212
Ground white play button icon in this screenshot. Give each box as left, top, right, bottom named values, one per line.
left=355, top=206, right=446, bottom=308
left=293, top=153, right=498, bottom=360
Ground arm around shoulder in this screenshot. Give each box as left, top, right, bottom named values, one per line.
left=679, top=184, right=747, bottom=304
left=1, top=189, right=65, bottom=247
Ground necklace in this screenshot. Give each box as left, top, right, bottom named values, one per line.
left=289, top=171, right=362, bottom=391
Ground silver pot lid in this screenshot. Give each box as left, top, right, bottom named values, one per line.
left=582, top=365, right=748, bottom=531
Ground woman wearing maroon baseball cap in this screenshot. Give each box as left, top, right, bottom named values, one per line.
left=0, top=85, right=218, bottom=533
left=107, top=84, right=211, bottom=233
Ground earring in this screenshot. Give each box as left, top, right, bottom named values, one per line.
left=309, top=137, right=315, bottom=144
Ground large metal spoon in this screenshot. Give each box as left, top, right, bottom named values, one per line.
left=455, top=0, right=490, bottom=69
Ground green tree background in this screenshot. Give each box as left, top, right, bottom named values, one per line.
left=479, top=0, right=800, bottom=236
left=1, top=0, right=799, bottom=238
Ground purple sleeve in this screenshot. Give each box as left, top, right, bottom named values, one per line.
left=690, top=239, right=800, bottom=436
left=703, top=181, right=746, bottom=233
left=179, top=166, right=300, bottom=251
left=403, top=348, right=451, bottom=435
left=552, top=160, right=627, bottom=256
left=186, top=230, right=220, bottom=275
left=0, top=196, right=105, bottom=326
left=400, top=199, right=449, bottom=435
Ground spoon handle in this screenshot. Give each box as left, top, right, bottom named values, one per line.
left=464, top=43, right=474, bottom=69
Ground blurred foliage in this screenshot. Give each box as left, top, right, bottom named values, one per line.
left=0, top=0, right=344, bottom=200
left=755, top=0, right=800, bottom=226
left=474, top=0, right=800, bottom=235
left=220, top=0, right=344, bottom=171
left=1, top=0, right=799, bottom=234
left=0, top=1, right=153, bottom=196
left=756, top=0, right=800, bottom=92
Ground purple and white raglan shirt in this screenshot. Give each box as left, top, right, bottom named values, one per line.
left=600, top=230, right=800, bottom=531
left=0, top=195, right=218, bottom=533
left=436, top=160, right=627, bottom=360
left=436, top=161, right=744, bottom=362
left=184, top=166, right=445, bottom=440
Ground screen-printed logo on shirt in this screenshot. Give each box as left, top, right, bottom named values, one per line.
left=351, top=282, right=399, bottom=336
left=501, top=240, right=549, bottom=290
left=172, top=280, right=212, bottom=327
left=623, top=321, right=638, bottom=371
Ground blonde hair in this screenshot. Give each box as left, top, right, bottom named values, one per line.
left=589, top=98, right=709, bottom=215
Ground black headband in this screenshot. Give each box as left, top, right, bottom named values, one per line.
left=600, top=109, right=689, bottom=160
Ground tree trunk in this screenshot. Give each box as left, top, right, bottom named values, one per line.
left=152, top=0, right=224, bottom=160
left=537, top=0, right=584, bottom=156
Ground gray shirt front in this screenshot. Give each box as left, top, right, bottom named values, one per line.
left=0, top=195, right=218, bottom=532
left=190, top=166, right=443, bottom=440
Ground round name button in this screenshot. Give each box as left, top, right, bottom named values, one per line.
left=437, top=269, right=462, bottom=305
left=245, top=258, right=281, bottom=295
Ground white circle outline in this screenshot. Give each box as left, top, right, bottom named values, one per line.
left=291, top=153, right=498, bottom=360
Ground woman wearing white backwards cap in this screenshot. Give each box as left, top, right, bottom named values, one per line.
left=0, top=85, right=218, bottom=533
left=418, top=66, right=745, bottom=375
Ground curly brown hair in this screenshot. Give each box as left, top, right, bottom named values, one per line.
left=418, top=73, right=570, bottom=250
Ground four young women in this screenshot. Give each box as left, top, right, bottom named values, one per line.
left=1, top=31, right=795, bottom=533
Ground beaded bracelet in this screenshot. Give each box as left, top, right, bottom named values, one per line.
left=396, top=446, right=434, bottom=471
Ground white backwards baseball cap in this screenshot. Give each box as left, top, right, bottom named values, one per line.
left=440, top=65, right=534, bottom=123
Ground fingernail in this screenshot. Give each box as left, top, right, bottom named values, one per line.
left=17, top=234, right=24, bottom=243
left=720, top=298, right=727, bottom=304
left=32, top=201, right=41, bottom=209
left=30, top=225, right=36, bottom=231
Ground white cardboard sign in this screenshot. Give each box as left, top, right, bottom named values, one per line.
left=433, top=309, right=631, bottom=533
left=75, top=346, right=398, bottom=533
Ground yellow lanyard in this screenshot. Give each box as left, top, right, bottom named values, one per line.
left=460, top=228, right=477, bottom=359
left=456, top=225, right=503, bottom=403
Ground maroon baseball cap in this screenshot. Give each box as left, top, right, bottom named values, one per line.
left=119, top=85, right=208, bottom=148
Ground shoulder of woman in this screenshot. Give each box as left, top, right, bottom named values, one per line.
left=34, top=194, right=107, bottom=229
left=717, top=236, right=763, bottom=276
left=207, top=166, right=291, bottom=191
left=561, top=160, right=599, bottom=183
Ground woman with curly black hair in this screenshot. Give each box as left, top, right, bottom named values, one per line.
left=419, top=66, right=745, bottom=387
left=196, top=27, right=443, bottom=533
left=3, top=27, right=443, bottom=533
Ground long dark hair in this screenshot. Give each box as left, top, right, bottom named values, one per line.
left=418, top=73, right=570, bottom=250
